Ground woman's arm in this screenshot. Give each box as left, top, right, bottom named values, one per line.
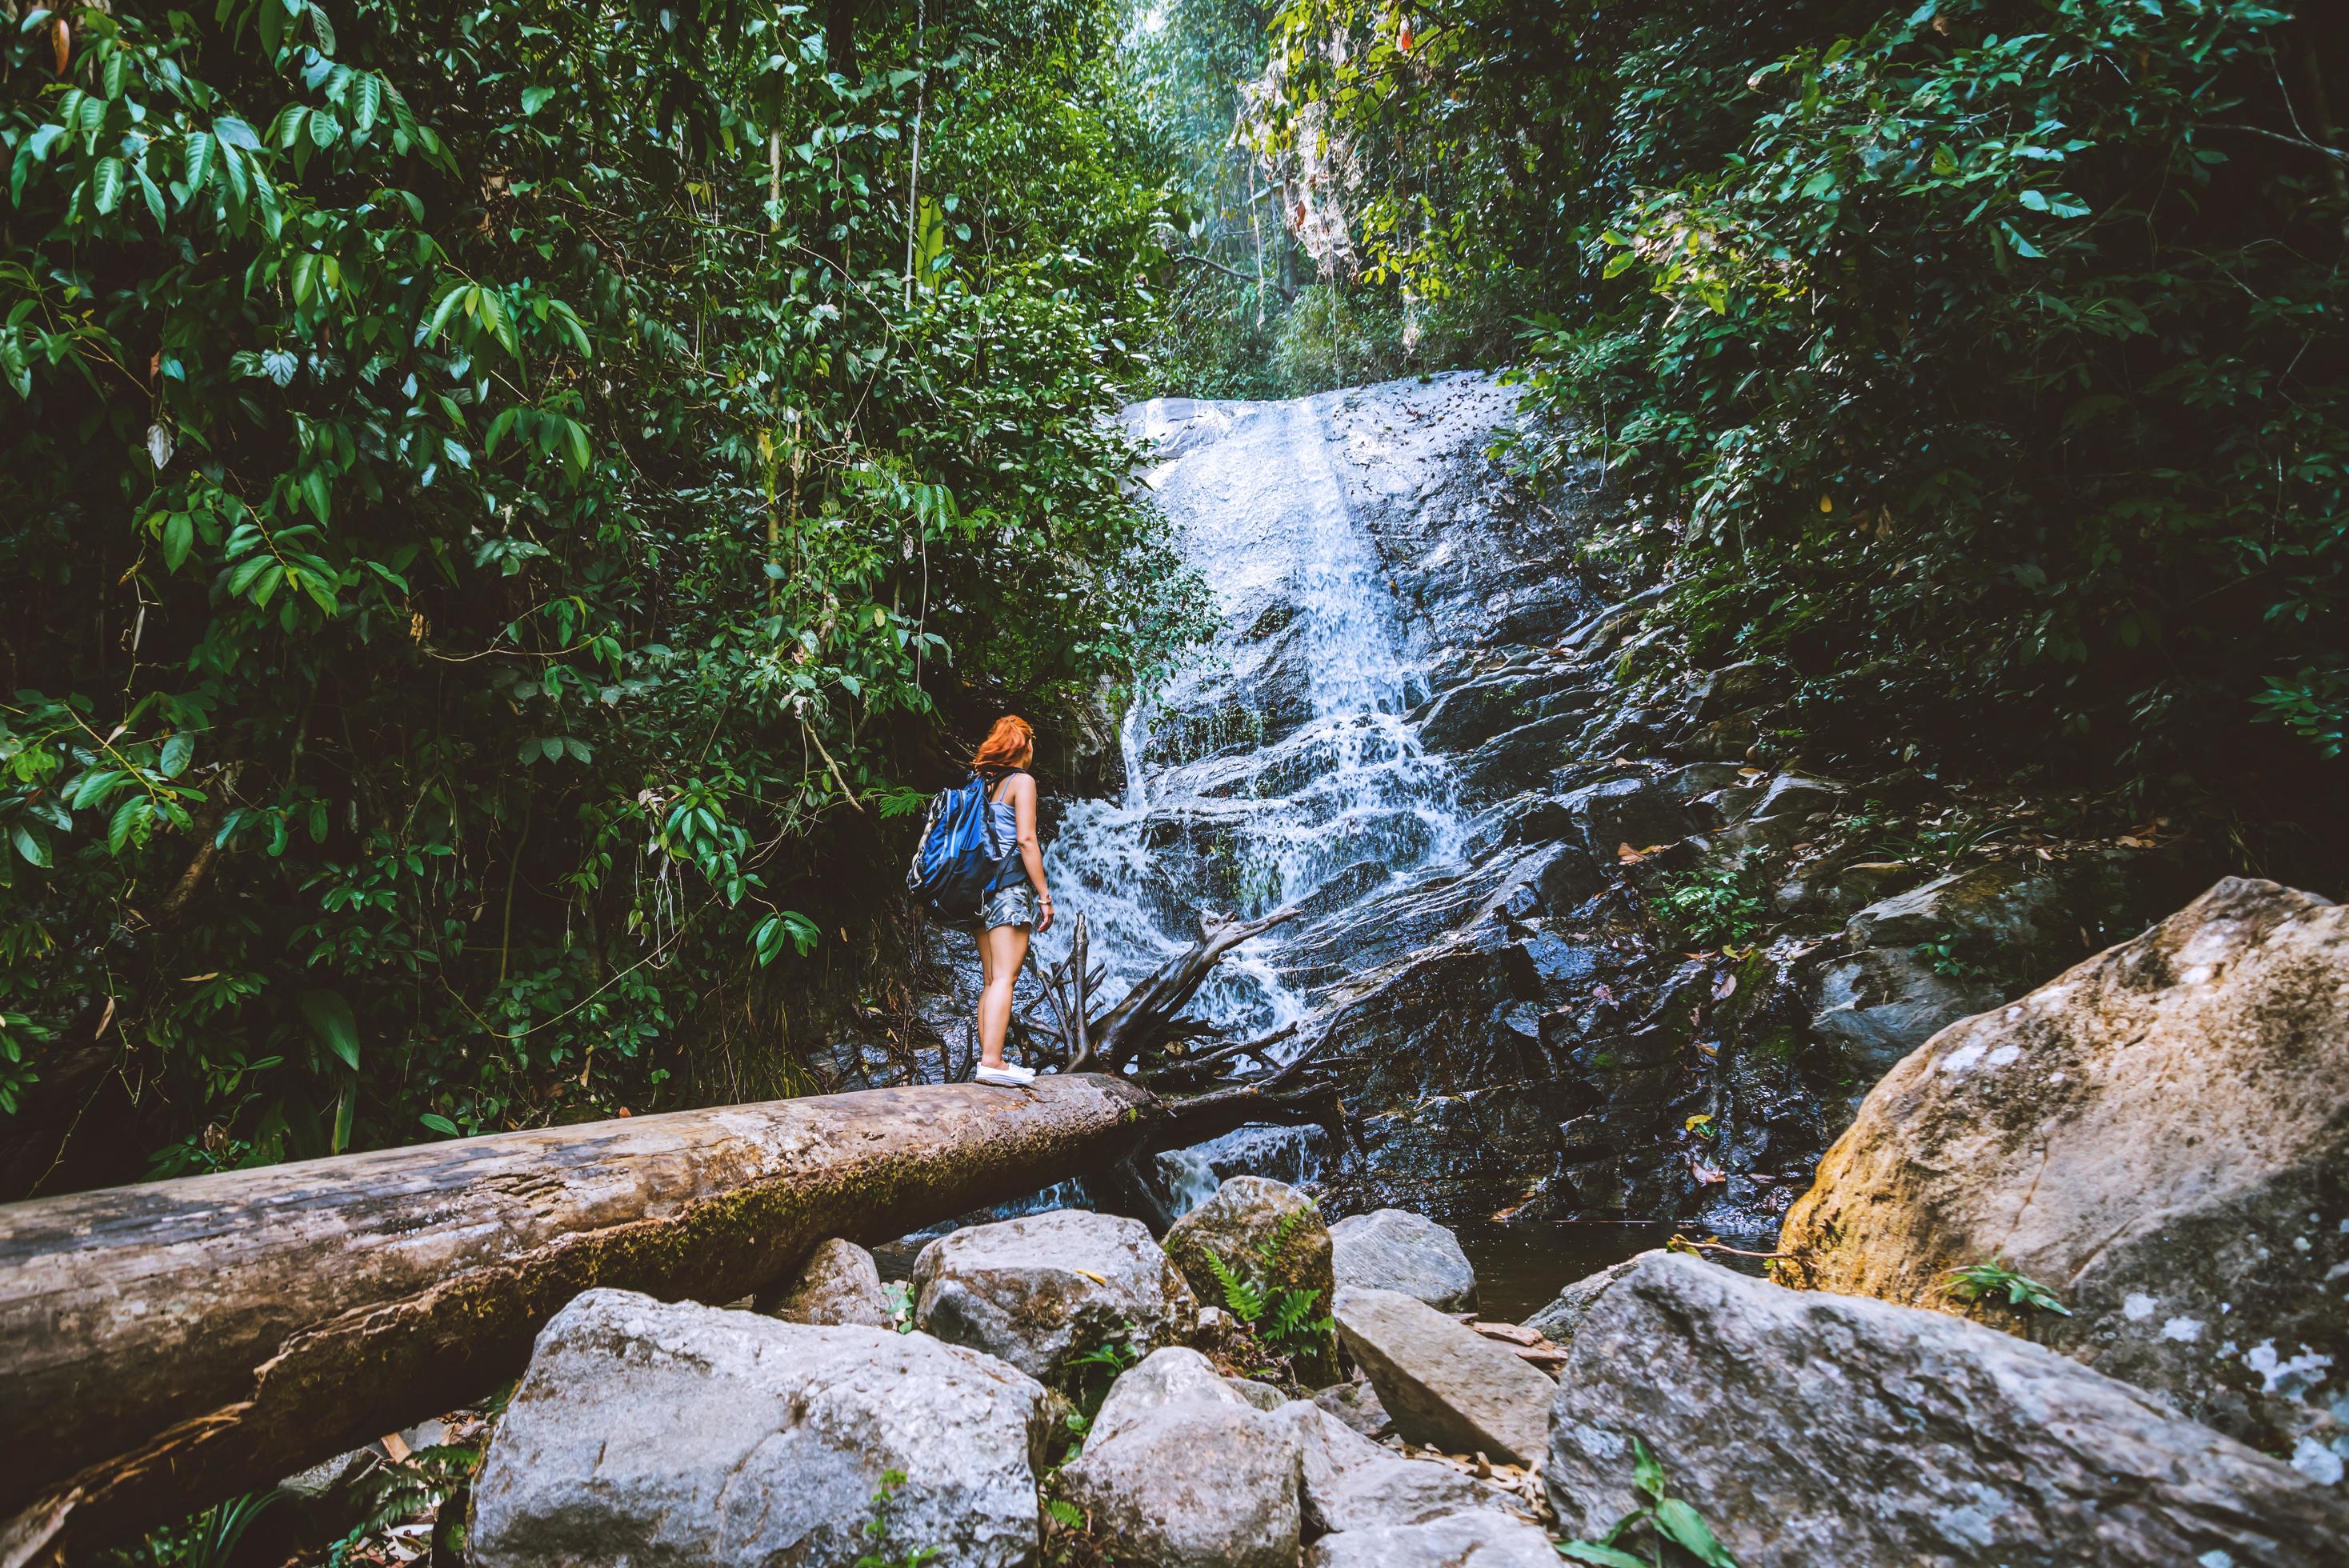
left=1012, top=773, right=1052, bottom=932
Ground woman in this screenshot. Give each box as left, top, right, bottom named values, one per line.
left=968, top=714, right=1055, bottom=1086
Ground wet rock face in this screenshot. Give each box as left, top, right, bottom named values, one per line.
left=1783, top=878, right=2349, bottom=1469
left=471, top=1290, right=1054, bottom=1568
left=1546, top=1253, right=2349, bottom=1568
left=912, top=1210, right=1196, bottom=1390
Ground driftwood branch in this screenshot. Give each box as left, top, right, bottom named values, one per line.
left=1083, top=903, right=1303, bottom=1071
left=0, top=1077, right=1162, bottom=1564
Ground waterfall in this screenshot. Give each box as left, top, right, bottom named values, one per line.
left=1036, top=391, right=1471, bottom=1193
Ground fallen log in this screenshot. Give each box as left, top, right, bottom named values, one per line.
left=0, top=1074, right=1161, bottom=1565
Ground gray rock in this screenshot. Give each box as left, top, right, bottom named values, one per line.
left=1087, top=1346, right=1255, bottom=1449
left=1330, top=1209, right=1477, bottom=1310
left=1305, top=1511, right=1561, bottom=1568
left=1557, top=774, right=1695, bottom=864
left=471, top=1289, right=1053, bottom=1568
left=1269, top=1399, right=1495, bottom=1534
left=1689, top=660, right=1786, bottom=723
left=1747, top=771, right=1844, bottom=822
left=1163, top=1175, right=1334, bottom=1315
left=765, top=1237, right=889, bottom=1328
left=1787, top=877, right=2349, bottom=1468
left=1060, top=1401, right=1302, bottom=1568
left=1810, top=945, right=1999, bottom=1097
left=1227, top=1375, right=1289, bottom=1411
left=1522, top=1256, right=1642, bottom=1348
left=1546, top=1252, right=2349, bottom=1568
left=1332, top=1287, right=1553, bottom=1465
left=1311, top=1376, right=1392, bottom=1438
left=913, top=1209, right=1196, bottom=1389
left=1843, top=861, right=2063, bottom=955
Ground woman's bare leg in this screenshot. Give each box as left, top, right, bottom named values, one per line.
left=977, top=922, right=1032, bottom=1068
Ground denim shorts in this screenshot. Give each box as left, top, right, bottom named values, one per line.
left=978, top=881, right=1042, bottom=931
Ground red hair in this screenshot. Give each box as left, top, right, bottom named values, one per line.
left=971, top=714, right=1035, bottom=774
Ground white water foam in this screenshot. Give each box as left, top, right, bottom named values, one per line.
left=1037, top=392, right=1470, bottom=1186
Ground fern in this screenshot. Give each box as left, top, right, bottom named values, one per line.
left=1266, top=1288, right=1328, bottom=1342
left=1254, top=1206, right=1309, bottom=1277
left=1202, top=1246, right=1265, bottom=1322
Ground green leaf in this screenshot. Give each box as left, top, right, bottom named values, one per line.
left=160, top=732, right=195, bottom=778
left=330, top=1082, right=354, bottom=1155
left=420, top=1112, right=462, bottom=1137
left=298, top=989, right=362, bottom=1070
left=521, top=85, right=556, bottom=117
left=106, top=794, right=146, bottom=854
left=182, top=130, right=214, bottom=195
left=163, top=510, right=194, bottom=570
left=8, top=822, right=50, bottom=869
left=1557, top=1544, right=1650, bottom=1568
left=309, top=107, right=339, bottom=149
left=90, top=156, right=125, bottom=215
left=1631, top=1437, right=1667, bottom=1502
left=69, top=769, right=122, bottom=809
left=1655, top=1498, right=1740, bottom=1566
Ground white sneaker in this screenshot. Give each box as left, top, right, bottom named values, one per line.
left=974, top=1063, right=1036, bottom=1086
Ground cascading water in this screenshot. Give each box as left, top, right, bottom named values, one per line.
left=1035, top=394, right=1474, bottom=1210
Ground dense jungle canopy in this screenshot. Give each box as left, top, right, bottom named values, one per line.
left=1, top=0, right=2341, bottom=1194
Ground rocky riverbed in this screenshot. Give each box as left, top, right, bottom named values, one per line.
left=280, top=864, right=2348, bottom=1566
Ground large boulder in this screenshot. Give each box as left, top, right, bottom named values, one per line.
left=913, top=1210, right=1196, bottom=1390
left=1329, top=1208, right=1477, bottom=1311
left=1162, top=1176, right=1335, bottom=1313
left=1087, top=1346, right=1258, bottom=1448
left=763, top=1237, right=890, bottom=1328
left=1783, top=878, right=2349, bottom=1470
left=1523, top=1257, right=1640, bottom=1348
left=1304, top=1511, right=1561, bottom=1568
left=1268, top=1399, right=1496, bottom=1534
left=1060, top=1401, right=1302, bottom=1568
left=1331, top=1287, right=1552, bottom=1466
left=471, top=1290, right=1054, bottom=1568
left=1546, top=1252, right=2349, bottom=1567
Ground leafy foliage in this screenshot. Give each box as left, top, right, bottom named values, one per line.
left=1241, top=0, right=2347, bottom=854
left=1559, top=1435, right=1743, bottom=1568
left=854, top=1468, right=940, bottom=1568
left=1, top=0, right=1205, bottom=1182
left=108, top=1489, right=277, bottom=1568
left=1946, top=1258, right=2072, bottom=1316
left=1200, top=1202, right=1335, bottom=1376
left=1652, top=857, right=1767, bottom=949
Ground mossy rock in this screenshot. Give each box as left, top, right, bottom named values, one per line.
left=1162, top=1175, right=1335, bottom=1312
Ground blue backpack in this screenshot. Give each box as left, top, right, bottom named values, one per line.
left=906, top=773, right=1012, bottom=920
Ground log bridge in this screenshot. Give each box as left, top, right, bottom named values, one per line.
left=0, top=906, right=1341, bottom=1566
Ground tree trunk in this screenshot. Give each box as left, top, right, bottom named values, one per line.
left=0, top=1075, right=1160, bottom=1566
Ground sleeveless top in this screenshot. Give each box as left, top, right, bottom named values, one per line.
left=981, top=770, right=1030, bottom=890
